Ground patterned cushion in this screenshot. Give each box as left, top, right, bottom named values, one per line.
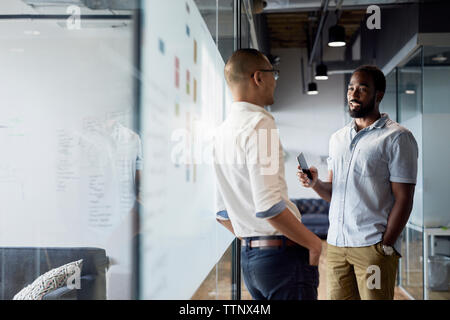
left=12, top=259, right=83, bottom=300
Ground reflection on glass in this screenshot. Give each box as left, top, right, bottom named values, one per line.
left=241, top=1, right=251, bottom=49
left=397, top=47, right=424, bottom=300
left=400, top=227, right=424, bottom=300
left=0, top=1, right=136, bottom=300
left=398, top=48, right=423, bottom=229
left=139, top=0, right=234, bottom=300
left=192, top=244, right=232, bottom=299
left=194, top=0, right=235, bottom=61
left=380, top=69, right=397, bottom=122
left=398, top=46, right=450, bottom=300
left=421, top=46, right=450, bottom=300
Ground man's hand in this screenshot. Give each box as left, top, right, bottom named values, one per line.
left=267, top=208, right=322, bottom=266
left=297, top=165, right=318, bottom=188
left=216, top=218, right=236, bottom=237
left=309, top=247, right=321, bottom=266
left=382, top=182, right=415, bottom=246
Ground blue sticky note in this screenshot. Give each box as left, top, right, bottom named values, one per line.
left=158, top=38, right=165, bottom=54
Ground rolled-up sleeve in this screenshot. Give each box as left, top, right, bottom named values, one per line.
left=389, top=131, right=418, bottom=184
left=246, top=117, right=285, bottom=219
left=215, top=181, right=229, bottom=220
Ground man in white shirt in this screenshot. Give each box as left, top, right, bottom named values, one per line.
left=213, top=49, right=322, bottom=300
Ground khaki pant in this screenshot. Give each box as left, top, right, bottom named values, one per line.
left=327, top=242, right=400, bottom=300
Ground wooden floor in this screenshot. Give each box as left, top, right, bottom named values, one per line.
left=193, top=240, right=412, bottom=300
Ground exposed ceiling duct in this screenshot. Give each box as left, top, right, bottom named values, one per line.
left=264, top=0, right=423, bottom=12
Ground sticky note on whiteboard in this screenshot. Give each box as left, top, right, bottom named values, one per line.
left=158, top=38, right=165, bottom=54
left=194, top=39, right=197, bottom=64
left=186, top=70, right=190, bottom=95
left=175, top=57, right=180, bottom=88
left=193, top=78, right=197, bottom=103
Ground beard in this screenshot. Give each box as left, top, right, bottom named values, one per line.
left=348, top=94, right=376, bottom=118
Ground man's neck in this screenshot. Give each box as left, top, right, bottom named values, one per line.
left=233, top=94, right=266, bottom=108
left=354, top=111, right=381, bottom=132
left=234, top=100, right=265, bottom=108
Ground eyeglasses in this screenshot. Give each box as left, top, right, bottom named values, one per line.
left=252, top=69, right=280, bottom=81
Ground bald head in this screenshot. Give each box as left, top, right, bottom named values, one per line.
left=224, top=49, right=269, bottom=87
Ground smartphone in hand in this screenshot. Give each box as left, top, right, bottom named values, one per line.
left=297, top=152, right=313, bottom=180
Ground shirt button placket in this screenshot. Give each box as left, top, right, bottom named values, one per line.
left=341, top=138, right=358, bottom=247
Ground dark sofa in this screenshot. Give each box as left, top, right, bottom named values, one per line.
left=291, top=198, right=330, bottom=239
left=0, top=247, right=109, bottom=300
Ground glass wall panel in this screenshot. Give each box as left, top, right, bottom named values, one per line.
left=192, top=246, right=232, bottom=299
left=422, top=47, right=450, bottom=229
left=421, top=46, right=450, bottom=300
left=398, top=46, right=450, bottom=300
left=380, top=68, right=397, bottom=122
left=398, top=48, right=423, bottom=228
left=241, top=1, right=251, bottom=49
left=0, top=1, right=137, bottom=300
left=194, top=0, right=235, bottom=61
left=400, top=227, right=424, bottom=299
left=139, top=0, right=234, bottom=300
left=398, top=47, right=424, bottom=300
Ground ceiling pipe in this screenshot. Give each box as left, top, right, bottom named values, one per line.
left=308, top=0, right=330, bottom=66
left=301, top=56, right=306, bottom=94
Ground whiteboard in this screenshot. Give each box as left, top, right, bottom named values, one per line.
left=140, top=0, right=234, bottom=299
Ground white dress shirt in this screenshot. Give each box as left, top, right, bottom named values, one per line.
left=213, top=101, right=301, bottom=238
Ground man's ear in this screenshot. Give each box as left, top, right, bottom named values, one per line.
left=252, top=71, right=263, bottom=86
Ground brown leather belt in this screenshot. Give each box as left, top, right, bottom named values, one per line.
left=242, top=238, right=299, bottom=248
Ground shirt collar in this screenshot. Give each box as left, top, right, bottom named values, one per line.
left=232, top=101, right=274, bottom=120
left=347, top=113, right=390, bottom=131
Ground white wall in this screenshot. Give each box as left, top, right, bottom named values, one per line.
left=270, top=48, right=347, bottom=199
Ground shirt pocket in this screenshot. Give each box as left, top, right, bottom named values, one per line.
left=353, top=148, right=382, bottom=178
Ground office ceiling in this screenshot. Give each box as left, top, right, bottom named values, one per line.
left=263, top=0, right=423, bottom=12
left=262, top=0, right=425, bottom=49
left=266, top=9, right=365, bottom=49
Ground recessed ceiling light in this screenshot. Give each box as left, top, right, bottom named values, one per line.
left=405, top=90, right=415, bottom=95
left=432, top=54, right=447, bottom=62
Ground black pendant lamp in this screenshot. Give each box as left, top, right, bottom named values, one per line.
left=328, top=24, right=346, bottom=47
left=307, top=82, right=319, bottom=95
left=315, top=33, right=328, bottom=80
left=315, top=64, right=328, bottom=80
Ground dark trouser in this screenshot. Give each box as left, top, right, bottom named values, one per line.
left=241, top=236, right=319, bottom=300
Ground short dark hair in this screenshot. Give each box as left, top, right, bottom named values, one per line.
left=224, top=48, right=268, bottom=85
left=353, top=65, right=386, bottom=93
